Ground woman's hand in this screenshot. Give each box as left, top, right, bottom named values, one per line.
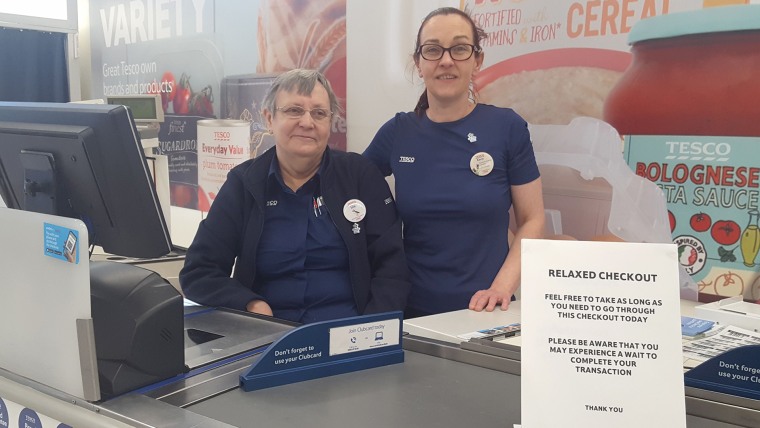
left=469, top=179, right=544, bottom=313
left=469, top=286, right=513, bottom=312
left=246, top=299, right=274, bottom=316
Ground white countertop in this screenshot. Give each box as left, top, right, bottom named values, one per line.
left=403, top=301, right=523, bottom=345
left=403, top=299, right=702, bottom=347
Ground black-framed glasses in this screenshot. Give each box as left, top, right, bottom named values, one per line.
left=418, top=44, right=479, bottom=61
left=275, top=106, right=333, bottom=121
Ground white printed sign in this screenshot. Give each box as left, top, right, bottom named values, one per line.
left=329, top=319, right=400, bottom=357
left=521, top=239, right=685, bottom=428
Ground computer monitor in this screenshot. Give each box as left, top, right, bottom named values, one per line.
left=0, top=101, right=172, bottom=258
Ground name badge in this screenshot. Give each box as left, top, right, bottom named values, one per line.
left=343, top=199, right=366, bottom=222
left=470, top=152, right=494, bottom=176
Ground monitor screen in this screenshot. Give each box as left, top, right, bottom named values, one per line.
left=106, top=94, right=164, bottom=123
left=0, top=101, right=172, bottom=258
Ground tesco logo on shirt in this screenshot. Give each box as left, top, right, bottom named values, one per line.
left=399, top=156, right=415, bottom=163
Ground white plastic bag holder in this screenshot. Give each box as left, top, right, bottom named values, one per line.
left=529, top=117, right=698, bottom=299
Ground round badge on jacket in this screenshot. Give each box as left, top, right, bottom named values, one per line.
left=470, top=152, right=494, bottom=176
left=343, top=199, right=366, bottom=222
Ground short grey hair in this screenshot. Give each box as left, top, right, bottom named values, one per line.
left=261, top=69, right=342, bottom=117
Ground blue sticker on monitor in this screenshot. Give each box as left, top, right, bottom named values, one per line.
left=43, top=223, right=79, bottom=264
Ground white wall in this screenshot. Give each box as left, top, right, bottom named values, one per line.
left=345, top=0, right=458, bottom=155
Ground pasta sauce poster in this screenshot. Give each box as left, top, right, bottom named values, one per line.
left=626, top=135, right=760, bottom=302
left=464, top=0, right=704, bottom=125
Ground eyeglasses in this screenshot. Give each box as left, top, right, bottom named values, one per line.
left=418, top=44, right=479, bottom=61
left=275, top=106, right=333, bottom=122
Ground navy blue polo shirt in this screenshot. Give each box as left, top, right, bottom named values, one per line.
left=364, top=105, right=539, bottom=314
left=255, top=154, right=357, bottom=323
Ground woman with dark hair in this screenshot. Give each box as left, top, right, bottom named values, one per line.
left=364, top=8, right=544, bottom=317
left=181, top=69, right=409, bottom=323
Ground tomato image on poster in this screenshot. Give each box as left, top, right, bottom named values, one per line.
left=689, top=213, right=711, bottom=232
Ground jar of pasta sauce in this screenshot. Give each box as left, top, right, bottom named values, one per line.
left=605, top=5, right=760, bottom=303
left=604, top=5, right=760, bottom=136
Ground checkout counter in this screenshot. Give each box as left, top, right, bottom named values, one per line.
left=0, top=209, right=758, bottom=428
left=403, top=302, right=760, bottom=428
left=3, top=291, right=760, bottom=427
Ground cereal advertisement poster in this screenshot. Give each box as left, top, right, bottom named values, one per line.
left=464, top=0, right=707, bottom=125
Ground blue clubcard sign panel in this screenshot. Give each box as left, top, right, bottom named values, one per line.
left=240, top=312, right=404, bottom=392
left=685, top=345, right=760, bottom=400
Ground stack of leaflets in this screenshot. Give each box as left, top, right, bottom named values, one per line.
left=457, top=323, right=521, bottom=341
left=682, top=324, right=760, bottom=369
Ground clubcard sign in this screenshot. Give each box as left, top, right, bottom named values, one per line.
left=520, top=239, right=685, bottom=428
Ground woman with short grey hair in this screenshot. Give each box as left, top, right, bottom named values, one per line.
left=181, top=69, right=410, bottom=323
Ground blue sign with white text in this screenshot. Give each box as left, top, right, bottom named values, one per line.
left=241, top=312, right=404, bottom=391
left=685, top=345, right=760, bottom=400
left=43, top=223, right=79, bottom=264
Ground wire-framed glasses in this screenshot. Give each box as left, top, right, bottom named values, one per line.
left=418, top=44, right=479, bottom=61
left=275, top=106, right=333, bottom=121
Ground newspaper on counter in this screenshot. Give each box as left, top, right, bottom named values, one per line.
left=683, top=325, right=760, bottom=368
